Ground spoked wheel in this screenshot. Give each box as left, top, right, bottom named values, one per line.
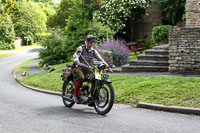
left=94, top=83, right=114, bottom=115
left=62, top=81, right=75, bottom=107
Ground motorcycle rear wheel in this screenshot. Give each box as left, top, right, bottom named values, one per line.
left=62, top=81, right=75, bottom=107
left=94, top=83, right=114, bottom=115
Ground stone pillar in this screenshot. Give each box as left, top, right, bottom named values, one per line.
left=97, top=49, right=113, bottom=67
left=169, top=0, right=200, bottom=73
left=186, top=0, right=200, bottom=27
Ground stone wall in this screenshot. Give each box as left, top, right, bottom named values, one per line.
left=97, top=49, right=113, bottom=67
left=186, top=0, right=200, bottom=27
left=169, top=28, right=200, bottom=73
left=142, top=3, right=162, bottom=42
left=127, top=3, right=162, bottom=42
left=14, top=39, right=23, bottom=48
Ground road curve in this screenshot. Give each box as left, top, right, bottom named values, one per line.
left=0, top=48, right=200, bottom=133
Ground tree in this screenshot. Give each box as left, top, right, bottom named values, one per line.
left=39, top=28, right=71, bottom=65
left=34, top=0, right=54, bottom=3
left=37, top=2, right=57, bottom=18
left=155, top=0, right=186, bottom=25
left=2, top=0, right=14, bottom=18
left=13, top=0, right=47, bottom=41
left=47, top=0, right=73, bottom=28
left=33, top=0, right=58, bottom=17
left=0, top=13, right=15, bottom=50
left=94, top=0, right=149, bottom=34
left=63, top=0, right=96, bottom=55
left=0, top=0, right=4, bottom=15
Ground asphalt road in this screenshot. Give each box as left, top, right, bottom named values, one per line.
left=0, top=48, right=200, bottom=133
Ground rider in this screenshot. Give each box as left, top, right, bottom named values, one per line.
left=72, top=35, right=110, bottom=103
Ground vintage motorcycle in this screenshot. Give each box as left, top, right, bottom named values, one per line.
left=60, top=61, right=115, bottom=115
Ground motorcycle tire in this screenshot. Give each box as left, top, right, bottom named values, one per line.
left=94, top=83, right=114, bottom=115
left=62, top=81, right=75, bottom=108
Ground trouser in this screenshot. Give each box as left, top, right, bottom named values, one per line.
left=71, top=67, right=92, bottom=82
left=71, top=67, right=92, bottom=96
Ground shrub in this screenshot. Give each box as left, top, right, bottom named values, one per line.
left=94, top=0, right=149, bottom=34
left=97, top=40, right=130, bottom=67
left=39, top=28, right=71, bottom=65
left=63, top=0, right=95, bottom=56
left=64, top=23, right=89, bottom=57
left=152, top=25, right=175, bottom=44
left=88, top=20, right=114, bottom=47
left=13, top=1, right=47, bottom=42
left=154, top=0, right=186, bottom=25
left=0, top=13, right=15, bottom=50
left=63, top=0, right=114, bottom=58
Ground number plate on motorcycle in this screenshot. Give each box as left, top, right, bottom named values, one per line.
left=95, top=72, right=101, bottom=80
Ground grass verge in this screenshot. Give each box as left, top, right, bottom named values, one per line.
left=128, top=51, right=144, bottom=60
left=0, top=43, right=40, bottom=53
left=15, top=43, right=40, bottom=50
left=17, top=62, right=200, bottom=108
left=0, top=53, right=16, bottom=58
left=14, top=58, right=36, bottom=73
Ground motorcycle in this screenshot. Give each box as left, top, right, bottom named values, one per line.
left=60, top=61, right=115, bottom=115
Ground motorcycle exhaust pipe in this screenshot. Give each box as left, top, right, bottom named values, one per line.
left=62, top=95, right=73, bottom=102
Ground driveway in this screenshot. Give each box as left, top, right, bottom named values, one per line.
left=0, top=48, right=200, bottom=133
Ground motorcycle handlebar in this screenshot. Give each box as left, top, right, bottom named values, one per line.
left=108, top=68, right=113, bottom=73
left=86, top=64, right=113, bottom=73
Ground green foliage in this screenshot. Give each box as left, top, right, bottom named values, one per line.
left=64, top=24, right=89, bottom=56
left=47, top=0, right=73, bottom=28
left=13, top=0, right=47, bottom=41
left=182, top=1, right=186, bottom=23
left=88, top=20, right=114, bottom=47
left=0, top=0, right=5, bottom=15
left=152, top=25, right=175, bottom=44
left=0, top=13, right=15, bottom=50
left=37, top=2, right=57, bottom=18
left=94, top=0, right=149, bottom=34
left=33, top=0, right=55, bottom=4
left=39, top=28, right=71, bottom=65
left=3, top=0, right=14, bottom=18
left=63, top=0, right=96, bottom=55
left=155, top=0, right=186, bottom=25
left=65, top=0, right=94, bottom=32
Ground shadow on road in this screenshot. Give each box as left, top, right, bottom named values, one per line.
left=35, top=105, right=107, bottom=119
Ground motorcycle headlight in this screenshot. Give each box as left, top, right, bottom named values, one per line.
left=103, top=74, right=109, bottom=79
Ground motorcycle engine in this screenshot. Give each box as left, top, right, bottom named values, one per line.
left=80, top=85, right=90, bottom=96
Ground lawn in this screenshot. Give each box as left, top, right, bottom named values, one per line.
left=0, top=43, right=40, bottom=59
left=14, top=58, right=36, bottom=73
left=128, top=51, right=144, bottom=60
left=17, top=61, right=200, bottom=108
left=15, top=43, right=40, bottom=50
left=0, top=53, right=16, bottom=58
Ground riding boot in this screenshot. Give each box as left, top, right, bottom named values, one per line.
left=73, top=95, right=80, bottom=103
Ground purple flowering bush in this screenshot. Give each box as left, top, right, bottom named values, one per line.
left=97, top=40, right=131, bottom=67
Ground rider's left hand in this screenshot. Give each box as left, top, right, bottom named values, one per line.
left=106, top=65, right=111, bottom=69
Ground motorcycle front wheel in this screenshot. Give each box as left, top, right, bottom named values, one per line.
left=94, top=83, right=114, bottom=115
left=62, top=81, right=75, bottom=107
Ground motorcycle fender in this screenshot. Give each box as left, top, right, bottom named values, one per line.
left=104, top=79, right=112, bottom=84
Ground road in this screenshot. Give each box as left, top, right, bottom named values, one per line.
left=0, top=48, right=200, bottom=133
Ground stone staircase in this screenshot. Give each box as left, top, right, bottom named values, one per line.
left=122, top=44, right=169, bottom=72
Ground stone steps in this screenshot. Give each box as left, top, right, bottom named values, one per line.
left=129, top=60, right=169, bottom=66
left=137, top=54, right=168, bottom=61
left=122, top=64, right=169, bottom=72
left=144, top=49, right=168, bottom=55
left=121, top=44, right=169, bottom=72
left=153, top=44, right=169, bottom=50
